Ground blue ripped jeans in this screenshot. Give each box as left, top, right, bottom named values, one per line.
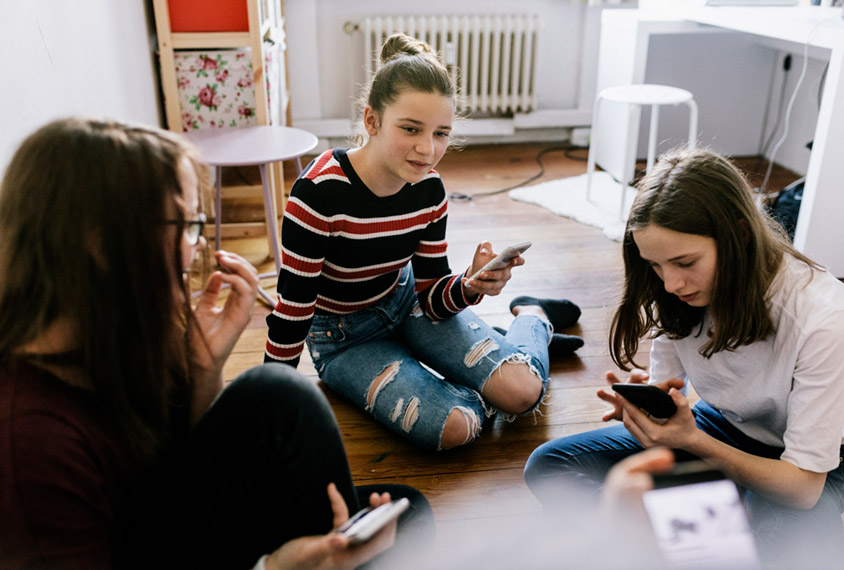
left=306, top=264, right=551, bottom=450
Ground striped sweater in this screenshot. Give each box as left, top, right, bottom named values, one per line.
left=264, top=148, right=479, bottom=367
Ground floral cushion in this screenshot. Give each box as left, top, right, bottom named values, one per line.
left=174, top=47, right=278, bottom=130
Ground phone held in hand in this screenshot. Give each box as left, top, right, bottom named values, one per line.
left=611, top=383, right=678, bottom=419
left=469, top=241, right=532, bottom=280
left=335, top=497, right=410, bottom=544
left=643, top=461, right=760, bottom=569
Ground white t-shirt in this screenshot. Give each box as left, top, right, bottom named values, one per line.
left=649, top=254, right=844, bottom=473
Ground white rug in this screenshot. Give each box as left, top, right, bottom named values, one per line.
left=509, top=171, right=636, bottom=241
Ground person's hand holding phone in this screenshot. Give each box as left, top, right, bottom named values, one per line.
left=597, top=368, right=651, bottom=422
left=601, top=452, right=760, bottom=569
left=263, top=483, right=396, bottom=570
left=611, top=384, right=678, bottom=420
left=614, top=380, right=700, bottom=452
left=602, top=447, right=676, bottom=512
left=597, top=370, right=699, bottom=450
left=462, top=241, right=529, bottom=297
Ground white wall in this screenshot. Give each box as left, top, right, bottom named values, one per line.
left=640, top=34, right=826, bottom=178
left=283, top=0, right=623, bottom=142
left=0, top=0, right=161, bottom=172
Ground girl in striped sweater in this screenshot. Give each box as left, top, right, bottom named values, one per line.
left=265, top=34, right=582, bottom=450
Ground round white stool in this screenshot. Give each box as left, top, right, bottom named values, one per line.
left=585, top=84, right=698, bottom=219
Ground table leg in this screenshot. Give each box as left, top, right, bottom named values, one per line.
left=215, top=166, right=223, bottom=253
left=259, top=163, right=283, bottom=275
left=256, top=163, right=284, bottom=308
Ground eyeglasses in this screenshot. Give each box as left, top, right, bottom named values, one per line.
left=164, top=212, right=206, bottom=245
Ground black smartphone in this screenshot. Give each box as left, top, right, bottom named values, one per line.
left=334, top=497, right=410, bottom=544
left=612, top=383, right=677, bottom=419
left=643, top=461, right=760, bottom=569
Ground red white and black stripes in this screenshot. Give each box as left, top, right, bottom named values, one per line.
left=264, top=148, right=478, bottom=366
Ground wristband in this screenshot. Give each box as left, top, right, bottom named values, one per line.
left=255, top=554, right=269, bottom=570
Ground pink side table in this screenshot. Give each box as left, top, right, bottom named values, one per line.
left=184, top=125, right=318, bottom=306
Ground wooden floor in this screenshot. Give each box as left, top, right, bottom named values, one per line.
left=211, top=144, right=799, bottom=558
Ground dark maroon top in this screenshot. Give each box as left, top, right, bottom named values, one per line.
left=0, top=358, right=134, bottom=570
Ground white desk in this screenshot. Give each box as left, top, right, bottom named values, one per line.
left=595, top=5, right=844, bottom=276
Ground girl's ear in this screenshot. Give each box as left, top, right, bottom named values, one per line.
left=363, top=106, right=380, bottom=137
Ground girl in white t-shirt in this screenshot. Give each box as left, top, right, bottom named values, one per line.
left=525, top=148, right=844, bottom=567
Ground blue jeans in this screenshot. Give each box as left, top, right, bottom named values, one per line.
left=524, top=400, right=844, bottom=568
left=307, top=264, right=551, bottom=450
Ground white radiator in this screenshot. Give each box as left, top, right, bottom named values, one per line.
left=359, top=14, right=539, bottom=116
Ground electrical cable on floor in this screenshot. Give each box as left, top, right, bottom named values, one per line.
left=564, top=146, right=589, bottom=162
left=448, top=145, right=585, bottom=201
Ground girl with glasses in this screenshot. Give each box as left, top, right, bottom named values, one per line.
left=0, top=118, right=431, bottom=570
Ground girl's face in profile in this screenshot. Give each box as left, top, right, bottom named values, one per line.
left=176, top=157, right=206, bottom=273
left=633, top=224, right=717, bottom=307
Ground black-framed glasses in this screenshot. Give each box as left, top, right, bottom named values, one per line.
left=164, top=212, right=206, bottom=245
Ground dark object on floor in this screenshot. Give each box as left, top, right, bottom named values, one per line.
left=493, top=326, right=584, bottom=357
left=509, top=296, right=581, bottom=330
left=766, top=177, right=804, bottom=242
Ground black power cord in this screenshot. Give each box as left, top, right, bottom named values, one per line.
left=448, top=145, right=587, bottom=201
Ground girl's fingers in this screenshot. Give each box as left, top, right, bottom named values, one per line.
left=215, top=250, right=259, bottom=279
left=623, top=411, right=651, bottom=447
left=596, top=389, right=616, bottom=404
left=216, top=270, right=256, bottom=297
left=371, top=492, right=391, bottom=507
left=327, top=483, right=350, bottom=529
left=202, top=271, right=224, bottom=294
left=629, top=369, right=649, bottom=383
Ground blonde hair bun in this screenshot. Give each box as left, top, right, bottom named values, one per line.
left=380, top=33, right=436, bottom=64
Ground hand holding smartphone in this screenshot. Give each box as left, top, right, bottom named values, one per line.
left=335, top=497, right=410, bottom=544
left=469, top=241, right=532, bottom=281
left=643, top=461, right=760, bottom=569
left=611, top=383, right=677, bottom=419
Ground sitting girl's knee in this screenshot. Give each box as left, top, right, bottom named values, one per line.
left=491, top=361, right=543, bottom=414
left=440, top=407, right=482, bottom=450
left=227, top=363, right=327, bottom=415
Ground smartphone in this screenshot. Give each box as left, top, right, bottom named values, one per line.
left=335, top=497, right=410, bottom=544
left=643, top=461, right=760, bottom=569
left=612, top=383, right=677, bottom=419
left=468, top=241, right=532, bottom=280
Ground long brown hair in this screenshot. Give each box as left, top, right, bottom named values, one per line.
left=610, top=148, right=818, bottom=371
left=353, top=33, right=458, bottom=146
left=0, top=118, right=206, bottom=460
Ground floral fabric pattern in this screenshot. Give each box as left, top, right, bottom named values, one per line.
left=174, top=47, right=278, bottom=131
